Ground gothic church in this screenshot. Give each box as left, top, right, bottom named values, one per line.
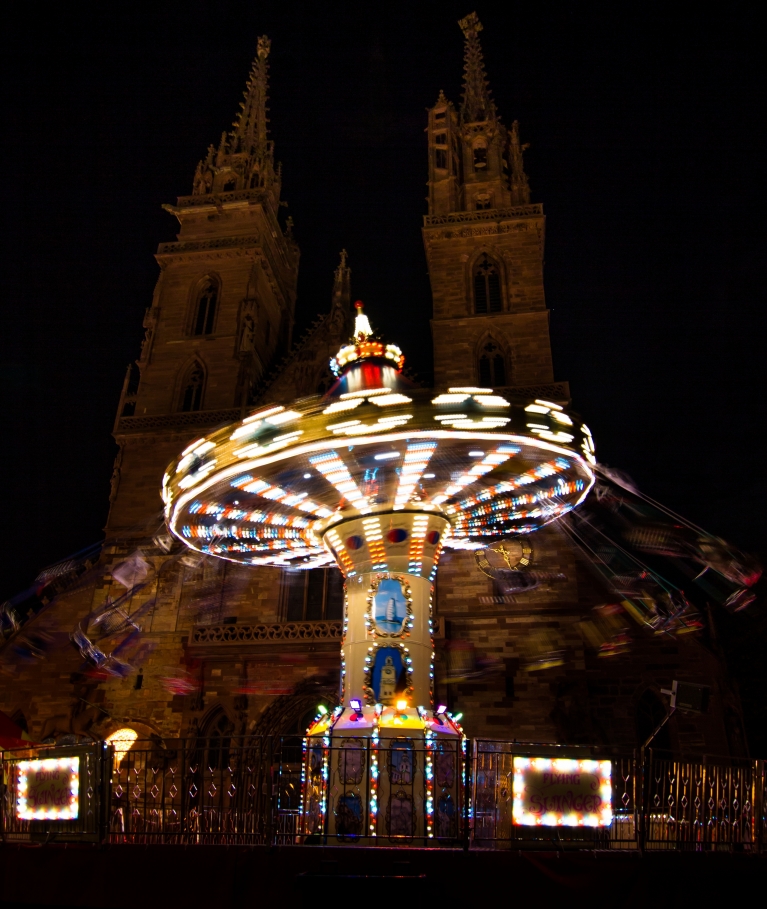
left=0, top=15, right=740, bottom=757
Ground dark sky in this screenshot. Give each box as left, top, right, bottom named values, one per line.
left=1, top=2, right=764, bottom=601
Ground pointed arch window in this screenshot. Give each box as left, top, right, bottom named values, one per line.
left=473, top=254, right=502, bottom=314
left=478, top=340, right=507, bottom=387
left=192, top=277, right=219, bottom=336
left=180, top=361, right=205, bottom=412
left=203, top=710, right=234, bottom=771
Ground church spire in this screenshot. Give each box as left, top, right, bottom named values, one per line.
left=192, top=36, right=279, bottom=199
left=458, top=12, right=496, bottom=123
left=509, top=120, right=531, bottom=204
left=328, top=249, right=352, bottom=334
left=230, top=35, right=270, bottom=156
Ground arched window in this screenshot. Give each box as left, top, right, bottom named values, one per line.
left=202, top=710, right=234, bottom=771
left=478, top=340, right=507, bottom=387
left=192, top=277, right=219, bottom=336
left=180, top=361, right=205, bottom=412
left=473, top=254, right=502, bottom=314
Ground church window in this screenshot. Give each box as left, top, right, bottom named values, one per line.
left=180, top=361, right=205, bottom=412
left=435, top=148, right=447, bottom=169
left=281, top=568, right=344, bottom=622
left=192, top=277, right=219, bottom=336
left=473, top=254, right=502, bottom=314
left=223, top=178, right=236, bottom=192
left=201, top=710, right=234, bottom=771
left=434, top=110, right=445, bottom=121
left=478, top=341, right=507, bottom=387
left=475, top=193, right=492, bottom=210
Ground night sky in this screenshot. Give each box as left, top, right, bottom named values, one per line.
left=2, top=2, right=764, bottom=602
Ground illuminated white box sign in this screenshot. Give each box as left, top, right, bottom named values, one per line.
left=16, top=757, right=80, bottom=821
left=512, top=757, right=612, bottom=827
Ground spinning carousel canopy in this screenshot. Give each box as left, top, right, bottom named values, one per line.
left=163, top=306, right=596, bottom=574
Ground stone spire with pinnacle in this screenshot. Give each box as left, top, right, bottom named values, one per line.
left=329, top=249, right=352, bottom=332
left=192, top=36, right=279, bottom=198
left=509, top=120, right=531, bottom=204
left=458, top=12, right=496, bottom=124
left=230, top=35, right=271, bottom=157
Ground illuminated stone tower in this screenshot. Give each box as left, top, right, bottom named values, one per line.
left=109, top=36, right=300, bottom=533
left=426, top=14, right=579, bottom=740
left=424, top=13, right=565, bottom=401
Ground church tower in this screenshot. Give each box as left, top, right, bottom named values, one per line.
left=109, top=36, right=300, bottom=533
left=424, top=13, right=567, bottom=402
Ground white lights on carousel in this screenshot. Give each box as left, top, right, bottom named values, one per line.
left=163, top=302, right=598, bottom=843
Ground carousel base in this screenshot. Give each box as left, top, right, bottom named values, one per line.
left=302, top=706, right=465, bottom=844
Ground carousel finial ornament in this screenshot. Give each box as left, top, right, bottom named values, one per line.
left=329, top=300, right=404, bottom=378
left=162, top=302, right=597, bottom=842
left=353, top=300, right=372, bottom=340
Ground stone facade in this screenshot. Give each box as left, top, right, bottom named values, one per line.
left=0, top=21, right=744, bottom=758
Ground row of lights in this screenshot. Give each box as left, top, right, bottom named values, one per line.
left=432, top=444, right=519, bottom=505
left=309, top=451, right=371, bottom=513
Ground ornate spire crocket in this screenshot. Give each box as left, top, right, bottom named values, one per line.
left=458, top=12, right=496, bottom=124
left=192, top=36, right=278, bottom=197
left=509, top=120, right=531, bottom=205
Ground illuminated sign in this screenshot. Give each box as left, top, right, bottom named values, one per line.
left=512, top=757, right=612, bottom=827
left=16, top=757, right=80, bottom=820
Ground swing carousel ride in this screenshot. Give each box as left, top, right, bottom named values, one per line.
left=160, top=304, right=599, bottom=837
left=1, top=303, right=762, bottom=836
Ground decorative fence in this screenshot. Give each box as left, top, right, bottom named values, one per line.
left=1, top=738, right=765, bottom=850
left=644, top=753, right=762, bottom=850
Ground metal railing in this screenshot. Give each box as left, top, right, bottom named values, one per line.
left=642, top=751, right=764, bottom=851
left=2, top=738, right=765, bottom=851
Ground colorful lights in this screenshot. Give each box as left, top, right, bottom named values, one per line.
left=230, top=407, right=301, bottom=441
left=362, top=517, right=387, bottom=569
left=327, top=414, right=414, bottom=436
left=162, top=305, right=600, bottom=847
left=309, top=451, right=371, bottom=514
left=164, top=368, right=595, bottom=570
left=324, top=527, right=356, bottom=576
left=408, top=514, right=431, bottom=574
left=329, top=303, right=405, bottom=376
left=394, top=441, right=437, bottom=510
left=432, top=443, right=519, bottom=506
left=512, top=757, right=612, bottom=827
left=16, top=757, right=80, bottom=821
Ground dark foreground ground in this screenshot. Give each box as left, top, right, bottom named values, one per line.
left=1, top=843, right=765, bottom=908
